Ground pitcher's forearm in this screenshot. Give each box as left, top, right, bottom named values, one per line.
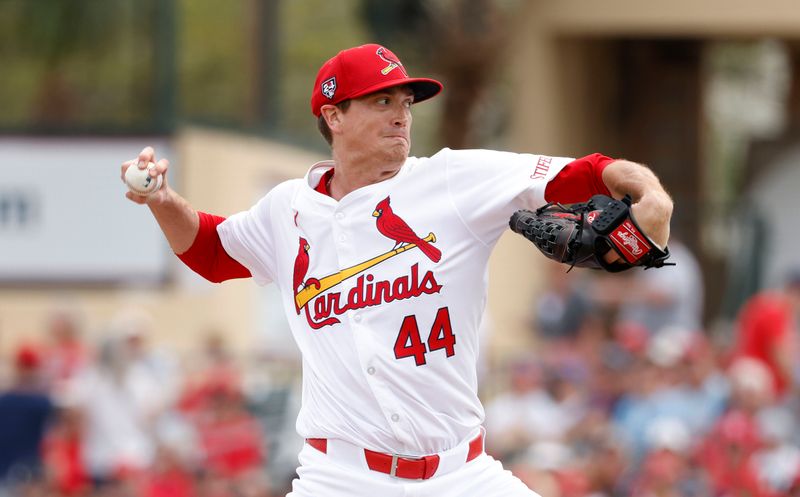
left=147, top=187, right=200, bottom=254
left=602, top=160, right=673, bottom=248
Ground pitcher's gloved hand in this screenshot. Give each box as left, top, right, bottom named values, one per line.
left=510, top=194, right=673, bottom=272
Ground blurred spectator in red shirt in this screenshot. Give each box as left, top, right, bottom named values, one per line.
left=191, top=384, right=270, bottom=497
left=139, top=446, right=196, bottom=497
left=696, top=358, right=772, bottom=497
left=42, top=406, right=89, bottom=496
left=732, top=270, right=800, bottom=398
left=697, top=409, right=763, bottom=497
left=195, top=385, right=265, bottom=478
left=629, top=417, right=709, bottom=497
left=180, top=332, right=243, bottom=415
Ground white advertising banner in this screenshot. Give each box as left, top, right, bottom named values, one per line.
left=0, top=137, right=173, bottom=284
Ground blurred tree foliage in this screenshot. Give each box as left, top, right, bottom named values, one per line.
left=0, top=0, right=373, bottom=142
left=279, top=0, right=371, bottom=147
left=178, top=0, right=253, bottom=127
left=0, top=0, right=158, bottom=131
left=360, top=0, right=516, bottom=149
left=0, top=0, right=516, bottom=151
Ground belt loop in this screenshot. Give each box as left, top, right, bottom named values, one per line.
left=390, top=454, right=399, bottom=478
left=466, top=431, right=484, bottom=462
left=306, top=438, right=328, bottom=454
left=422, top=455, right=440, bottom=479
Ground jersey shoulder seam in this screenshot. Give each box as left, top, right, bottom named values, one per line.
left=443, top=149, right=491, bottom=248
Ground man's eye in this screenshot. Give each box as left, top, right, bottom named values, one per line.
left=377, top=98, right=390, bottom=105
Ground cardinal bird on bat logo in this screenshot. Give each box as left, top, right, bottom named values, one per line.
left=290, top=201, right=442, bottom=330
left=292, top=237, right=321, bottom=312
left=372, top=196, right=441, bottom=263
left=376, top=47, right=407, bottom=77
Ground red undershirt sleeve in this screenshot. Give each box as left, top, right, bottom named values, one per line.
left=544, top=153, right=615, bottom=204
left=176, top=211, right=252, bottom=283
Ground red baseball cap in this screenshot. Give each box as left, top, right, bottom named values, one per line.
left=14, top=343, right=41, bottom=370
left=311, top=44, right=443, bottom=117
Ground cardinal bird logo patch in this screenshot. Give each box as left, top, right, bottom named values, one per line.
left=321, top=77, right=337, bottom=100
left=372, top=196, right=441, bottom=262
left=376, top=47, right=407, bottom=76
left=292, top=237, right=318, bottom=313
left=291, top=197, right=443, bottom=330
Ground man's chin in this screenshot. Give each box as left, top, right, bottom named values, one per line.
left=384, top=143, right=410, bottom=161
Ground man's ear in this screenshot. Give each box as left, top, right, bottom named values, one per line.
left=320, top=105, right=342, bottom=133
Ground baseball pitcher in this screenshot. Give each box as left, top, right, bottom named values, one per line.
left=121, top=44, right=673, bottom=497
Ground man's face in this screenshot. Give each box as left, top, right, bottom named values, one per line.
left=334, top=86, right=414, bottom=165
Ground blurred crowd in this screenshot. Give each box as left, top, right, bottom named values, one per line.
left=2, top=241, right=800, bottom=497
left=0, top=310, right=285, bottom=497
left=487, top=242, right=800, bottom=497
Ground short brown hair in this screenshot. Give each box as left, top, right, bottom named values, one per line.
left=317, top=100, right=351, bottom=146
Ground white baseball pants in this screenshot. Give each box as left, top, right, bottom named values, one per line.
left=286, top=439, right=540, bottom=497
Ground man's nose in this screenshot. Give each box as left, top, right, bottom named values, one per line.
left=392, top=106, right=409, bottom=126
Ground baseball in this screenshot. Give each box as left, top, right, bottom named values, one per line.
left=125, top=162, right=163, bottom=196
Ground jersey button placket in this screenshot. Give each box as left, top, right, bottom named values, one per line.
left=330, top=208, right=351, bottom=266
left=351, top=328, right=406, bottom=438
left=331, top=208, right=347, bottom=246
left=328, top=204, right=409, bottom=443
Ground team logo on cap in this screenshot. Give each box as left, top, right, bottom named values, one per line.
left=376, top=47, right=406, bottom=76
left=321, top=77, right=337, bottom=100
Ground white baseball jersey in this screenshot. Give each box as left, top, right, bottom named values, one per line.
left=218, top=147, right=573, bottom=456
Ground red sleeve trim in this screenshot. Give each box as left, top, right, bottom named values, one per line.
left=176, top=212, right=252, bottom=283
left=544, top=153, right=615, bottom=204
